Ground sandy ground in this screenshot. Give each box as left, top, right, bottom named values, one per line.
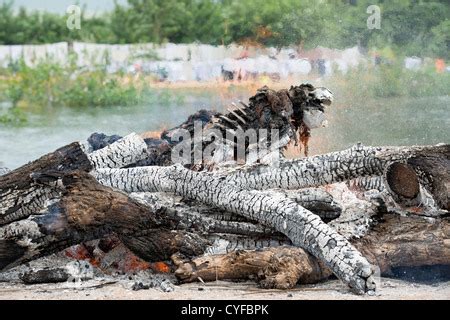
left=0, top=278, right=449, bottom=300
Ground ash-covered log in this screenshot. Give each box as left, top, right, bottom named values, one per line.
left=0, top=133, right=149, bottom=226
left=173, top=214, right=449, bottom=289
left=93, top=164, right=377, bottom=294
left=0, top=84, right=448, bottom=296
left=0, top=171, right=208, bottom=271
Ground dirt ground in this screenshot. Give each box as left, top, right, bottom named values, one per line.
left=0, top=278, right=449, bottom=300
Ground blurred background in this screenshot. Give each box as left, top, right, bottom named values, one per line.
left=0, top=0, right=448, bottom=169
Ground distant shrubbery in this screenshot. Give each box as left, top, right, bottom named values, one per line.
left=59, top=71, right=143, bottom=107
left=0, top=58, right=148, bottom=110
left=330, top=63, right=450, bottom=99
left=0, top=106, right=26, bottom=124
left=0, top=0, right=449, bottom=59
left=0, top=57, right=447, bottom=110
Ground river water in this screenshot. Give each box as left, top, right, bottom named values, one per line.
left=0, top=90, right=448, bottom=170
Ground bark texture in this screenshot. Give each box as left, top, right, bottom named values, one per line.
left=0, top=80, right=447, bottom=296
left=93, top=165, right=376, bottom=294
left=174, top=214, right=449, bottom=289
left=0, top=133, right=149, bottom=227
left=225, top=144, right=449, bottom=190
left=0, top=171, right=208, bottom=271
left=86, top=133, right=149, bottom=170
left=0, top=142, right=92, bottom=226
left=173, top=247, right=331, bottom=289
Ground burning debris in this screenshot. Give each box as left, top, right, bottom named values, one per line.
left=0, top=84, right=448, bottom=296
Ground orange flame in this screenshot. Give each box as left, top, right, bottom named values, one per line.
left=151, top=261, right=171, bottom=273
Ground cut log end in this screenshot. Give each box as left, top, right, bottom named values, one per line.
left=385, top=162, right=420, bottom=199
left=1, top=112, right=448, bottom=296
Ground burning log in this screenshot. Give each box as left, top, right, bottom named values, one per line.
left=173, top=214, right=450, bottom=289
left=0, top=171, right=209, bottom=271
left=0, top=142, right=91, bottom=226
left=127, top=189, right=341, bottom=251
left=223, top=143, right=449, bottom=191
left=0, top=133, right=149, bottom=226
left=93, top=165, right=377, bottom=294
left=348, top=147, right=449, bottom=214
left=0, top=84, right=448, bottom=295
left=0, top=81, right=338, bottom=285
left=91, top=143, right=448, bottom=293
left=387, top=150, right=449, bottom=211
left=0, top=143, right=448, bottom=293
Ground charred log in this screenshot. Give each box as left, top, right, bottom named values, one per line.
left=347, top=176, right=385, bottom=192
left=90, top=84, right=333, bottom=169
left=0, top=142, right=91, bottom=226
left=406, top=149, right=450, bottom=210
left=225, top=143, right=449, bottom=191
left=94, top=165, right=376, bottom=294
left=380, top=149, right=449, bottom=212
left=0, top=81, right=447, bottom=295
left=174, top=214, right=449, bottom=289
left=20, top=268, right=70, bottom=284
left=0, top=171, right=208, bottom=271
left=0, top=133, right=149, bottom=226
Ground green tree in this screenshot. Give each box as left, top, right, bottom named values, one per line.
left=430, top=20, right=450, bottom=58
left=111, top=0, right=191, bottom=43
left=0, top=0, right=448, bottom=59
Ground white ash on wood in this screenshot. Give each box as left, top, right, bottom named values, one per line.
left=0, top=84, right=448, bottom=296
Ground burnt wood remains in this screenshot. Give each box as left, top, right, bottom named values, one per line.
left=1, top=84, right=448, bottom=295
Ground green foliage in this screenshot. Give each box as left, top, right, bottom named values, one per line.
left=404, top=67, right=450, bottom=98
left=0, top=0, right=448, bottom=58
left=60, top=73, right=141, bottom=107
left=334, top=62, right=450, bottom=99
left=368, top=1, right=450, bottom=58
left=0, top=59, right=147, bottom=108
left=109, top=0, right=226, bottom=44
left=0, top=107, right=27, bottom=124
left=0, top=2, right=68, bottom=44
left=372, top=65, right=407, bottom=98
left=430, top=20, right=450, bottom=58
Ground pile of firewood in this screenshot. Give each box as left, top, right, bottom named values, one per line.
left=0, top=84, right=448, bottom=295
